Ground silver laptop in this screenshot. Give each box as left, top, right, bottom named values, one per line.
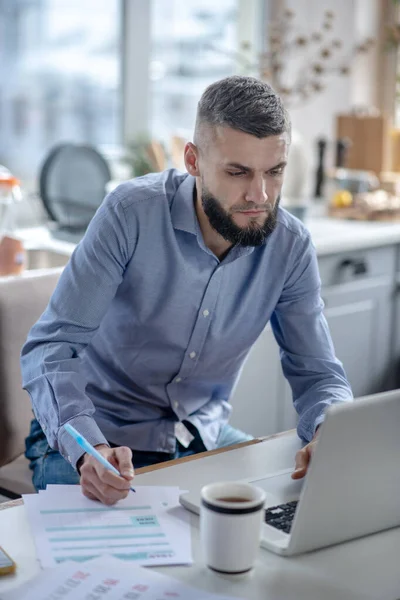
left=180, top=389, right=400, bottom=556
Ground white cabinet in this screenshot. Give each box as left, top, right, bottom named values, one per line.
left=229, top=324, right=282, bottom=437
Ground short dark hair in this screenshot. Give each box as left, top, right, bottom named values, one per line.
left=195, top=75, right=291, bottom=141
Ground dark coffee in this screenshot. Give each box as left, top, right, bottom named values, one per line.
left=216, top=496, right=250, bottom=503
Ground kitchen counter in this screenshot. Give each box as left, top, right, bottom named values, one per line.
left=14, top=225, right=76, bottom=256
left=305, top=214, right=400, bottom=256
left=14, top=211, right=400, bottom=260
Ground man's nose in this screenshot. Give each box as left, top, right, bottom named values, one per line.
left=244, top=177, right=268, bottom=204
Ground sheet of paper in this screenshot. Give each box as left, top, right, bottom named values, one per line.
left=1, top=556, right=237, bottom=600
left=41, top=486, right=192, bottom=562
left=44, top=485, right=189, bottom=493
left=23, top=486, right=192, bottom=568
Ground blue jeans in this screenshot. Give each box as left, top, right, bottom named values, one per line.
left=25, top=418, right=253, bottom=491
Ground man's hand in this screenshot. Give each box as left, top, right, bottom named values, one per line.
left=291, top=430, right=319, bottom=480
left=79, top=444, right=134, bottom=505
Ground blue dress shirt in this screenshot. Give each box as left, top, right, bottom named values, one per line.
left=21, top=169, right=352, bottom=468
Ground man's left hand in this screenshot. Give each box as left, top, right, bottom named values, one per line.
left=291, top=429, right=319, bottom=480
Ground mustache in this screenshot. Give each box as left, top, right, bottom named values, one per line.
left=231, top=205, right=270, bottom=212
left=231, top=195, right=281, bottom=214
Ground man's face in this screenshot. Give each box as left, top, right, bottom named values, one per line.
left=195, top=126, right=289, bottom=246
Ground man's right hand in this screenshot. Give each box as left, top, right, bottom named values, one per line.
left=79, top=444, right=134, bottom=505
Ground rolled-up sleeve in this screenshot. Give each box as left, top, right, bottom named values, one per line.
left=21, top=190, right=134, bottom=467
left=270, top=231, right=353, bottom=442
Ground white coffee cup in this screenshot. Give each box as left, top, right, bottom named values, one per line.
left=200, top=481, right=266, bottom=574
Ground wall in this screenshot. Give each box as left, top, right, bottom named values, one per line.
left=268, top=0, right=381, bottom=195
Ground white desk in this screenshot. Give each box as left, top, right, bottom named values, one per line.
left=0, top=431, right=399, bottom=600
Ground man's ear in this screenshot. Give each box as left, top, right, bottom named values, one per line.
left=184, top=142, right=201, bottom=177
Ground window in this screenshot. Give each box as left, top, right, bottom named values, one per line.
left=149, top=0, right=240, bottom=142
left=0, top=0, right=121, bottom=186
left=0, top=0, right=263, bottom=194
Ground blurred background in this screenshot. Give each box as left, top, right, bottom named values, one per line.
left=4, top=1, right=400, bottom=499
left=1, top=0, right=398, bottom=231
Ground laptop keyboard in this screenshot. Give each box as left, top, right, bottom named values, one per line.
left=264, top=500, right=298, bottom=534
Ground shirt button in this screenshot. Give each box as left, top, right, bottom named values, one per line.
left=175, top=377, right=182, bottom=383
left=174, top=401, right=179, bottom=409
left=203, top=309, right=210, bottom=317
left=189, top=351, right=196, bottom=359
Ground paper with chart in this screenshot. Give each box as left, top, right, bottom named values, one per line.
left=23, top=485, right=191, bottom=568
left=1, top=556, right=237, bottom=600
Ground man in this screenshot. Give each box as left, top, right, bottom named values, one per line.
left=21, top=75, right=352, bottom=505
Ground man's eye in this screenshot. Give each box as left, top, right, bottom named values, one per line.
left=228, top=171, right=246, bottom=177
left=270, top=169, right=284, bottom=176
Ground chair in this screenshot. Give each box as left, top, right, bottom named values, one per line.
left=0, top=267, right=63, bottom=498
left=39, top=143, right=111, bottom=240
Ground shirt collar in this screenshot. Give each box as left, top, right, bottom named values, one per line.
left=170, top=172, right=257, bottom=261
left=171, top=173, right=197, bottom=235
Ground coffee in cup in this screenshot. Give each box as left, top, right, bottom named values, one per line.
left=200, top=481, right=266, bottom=574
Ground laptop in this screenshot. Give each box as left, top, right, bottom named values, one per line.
left=180, top=389, right=400, bottom=556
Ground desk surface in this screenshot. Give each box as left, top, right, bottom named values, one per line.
left=0, top=430, right=399, bottom=600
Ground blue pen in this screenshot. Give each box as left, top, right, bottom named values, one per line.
left=64, top=423, right=136, bottom=493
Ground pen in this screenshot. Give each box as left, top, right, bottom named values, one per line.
left=64, top=423, right=136, bottom=493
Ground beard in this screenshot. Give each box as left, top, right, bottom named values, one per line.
left=201, top=184, right=280, bottom=247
